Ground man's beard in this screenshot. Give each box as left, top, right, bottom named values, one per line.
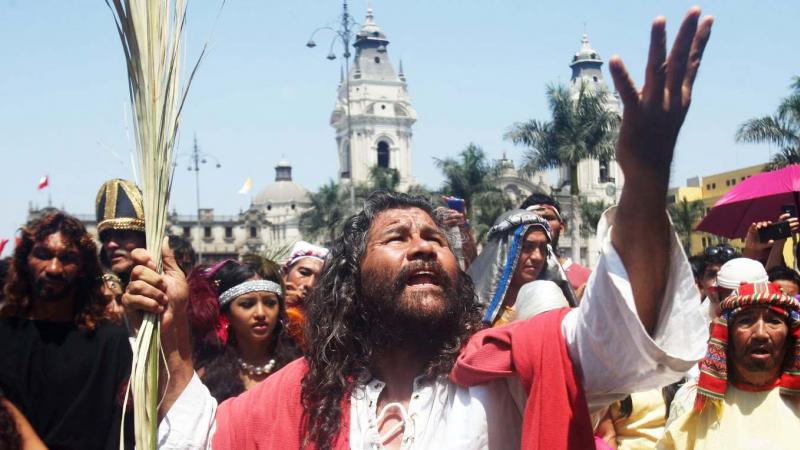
left=360, top=260, right=464, bottom=352
left=31, top=274, right=72, bottom=302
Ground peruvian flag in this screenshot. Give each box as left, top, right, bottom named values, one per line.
left=37, top=175, right=49, bottom=190
left=0, top=239, right=8, bottom=257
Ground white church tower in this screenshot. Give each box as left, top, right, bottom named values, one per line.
left=330, top=8, right=417, bottom=189
left=559, top=35, right=624, bottom=204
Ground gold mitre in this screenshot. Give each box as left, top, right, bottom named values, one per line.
left=95, top=178, right=145, bottom=235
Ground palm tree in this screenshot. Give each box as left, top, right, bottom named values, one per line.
left=433, top=143, right=496, bottom=211
left=471, top=190, right=513, bottom=242
left=299, top=180, right=347, bottom=246
left=506, top=82, right=619, bottom=262
left=668, top=198, right=706, bottom=255
left=368, top=166, right=401, bottom=191
left=736, top=77, right=800, bottom=171
left=578, top=198, right=608, bottom=238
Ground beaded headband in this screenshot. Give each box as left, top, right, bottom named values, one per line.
left=218, top=279, right=283, bottom=308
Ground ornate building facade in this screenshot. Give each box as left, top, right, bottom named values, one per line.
left=29, top=160, right=310, bottom=263
left=331, top=8, right=417, bottom=190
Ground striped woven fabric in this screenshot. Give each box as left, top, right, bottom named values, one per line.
left=694, top=281, right=800, bottom=413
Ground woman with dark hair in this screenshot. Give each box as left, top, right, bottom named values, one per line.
left=187, top=259, right=301, bottom=402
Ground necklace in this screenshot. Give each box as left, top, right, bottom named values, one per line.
left=237, top=358, right=276, bottom=376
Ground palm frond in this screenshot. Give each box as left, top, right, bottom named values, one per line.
left=106, top=1, right=209, bottom=447
left=736, top=115, right=798, bottom=148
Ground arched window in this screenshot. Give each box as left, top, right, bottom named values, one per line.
left=377, top=141, right=390, bottom=168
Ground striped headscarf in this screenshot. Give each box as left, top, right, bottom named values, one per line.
left=695, top=281, right=800, bottom=412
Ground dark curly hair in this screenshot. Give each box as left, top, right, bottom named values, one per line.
left=187, top=260, right=300, bottom=403
left=1, top=212, right=107, bottom=332
left=301, top=191, right=483, bottom=449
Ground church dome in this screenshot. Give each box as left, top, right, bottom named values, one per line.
left=571, top=34, right=602, bottom=65
left=253, top=160, right=310, bottom=206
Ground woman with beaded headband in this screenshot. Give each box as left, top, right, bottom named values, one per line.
left=187, top=260, right=301, bottom=402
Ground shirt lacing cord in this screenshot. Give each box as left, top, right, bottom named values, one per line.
left=368, top=401, right=412, bottom=446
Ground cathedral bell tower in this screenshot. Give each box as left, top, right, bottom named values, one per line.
left=330, top=8, right=417, bottom=189
left=559, top=34, right=624, bottom=204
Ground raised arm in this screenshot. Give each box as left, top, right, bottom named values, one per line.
left=123, top=238, right=195, bottom=419
left=609, top=7, right=713, bottom=334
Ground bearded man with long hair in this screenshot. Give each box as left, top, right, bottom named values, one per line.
left=0, top=212, right=133, bottom=449
left=127, top=9, right=715, bottom=449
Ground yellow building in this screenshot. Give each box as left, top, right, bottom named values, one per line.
left=668, top=163, right=766, bottom=256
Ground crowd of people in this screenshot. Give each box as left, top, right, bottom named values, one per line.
left=0, top=7, right=798, bottom=450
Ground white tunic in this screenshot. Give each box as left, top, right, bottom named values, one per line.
left=157, top=211, right=708, bottom=449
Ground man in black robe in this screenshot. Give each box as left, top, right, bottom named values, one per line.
left=0, top=212, right=133, bottom=449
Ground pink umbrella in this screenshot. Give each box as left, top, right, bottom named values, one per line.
left=696, top=164, right=800, bottom=239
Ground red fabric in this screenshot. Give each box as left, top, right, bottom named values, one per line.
left=212, top=358, right=350, bottom=450
left=0, top=238, right=8, bottom=257
left=450, top=307, right=595, bottom=450
left=565, top=262, right=592, bottom=290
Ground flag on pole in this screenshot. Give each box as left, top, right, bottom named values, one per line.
left=238, top=177, right=253, bottom=195
left=37, top=175, right=49, bottom=190
left=0, top=239, right=8, bottom=257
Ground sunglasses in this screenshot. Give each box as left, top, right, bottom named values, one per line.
left=704, top=246, right=736, bottom=257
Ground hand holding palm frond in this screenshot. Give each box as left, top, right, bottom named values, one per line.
left=106, top=1, right=206, bottom=447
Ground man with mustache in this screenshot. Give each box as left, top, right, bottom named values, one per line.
left=95, top=178, right=146, bottom=287
left=282, top=240, right=329, bottom=309
left=659, top=281, right=800, bottom=449
left=127, top=8, right=714, bottom=449
left=0, top=212, right=133, bottom=448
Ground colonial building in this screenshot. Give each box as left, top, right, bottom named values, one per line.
left=28, top=160, right=311, bottom=264
left=331, top=8, right=417, bottom=190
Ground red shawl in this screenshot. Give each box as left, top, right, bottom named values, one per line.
left=212, top=307, right=591, bottom=449
left=212, top=358, right=350, bottom=450
left=450, top=307, right=595, bottom=450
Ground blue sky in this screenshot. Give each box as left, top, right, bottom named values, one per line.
left=1, top=1, right=797, bottom=253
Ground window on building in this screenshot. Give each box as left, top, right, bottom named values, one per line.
left=381, top=104, right=386, bottom=110
left=374, top=56, right=380, bottom=64
left=183, top=226, right=191, bottom=237
left=593, top=76, right=598, bottom=82
left=204, top=227, right=211, bottom=238
left=712, top=183, right=716, bottom=189
left=377, top=141, right=390, bottom=168
left=267, top=205, right=272, bottom=211
left=250, top=226, right=257, bottom=238
left=225, top=226, right=232, bottom=238
left=726, top=180, right=730, bottom=186
left=291, top=203, right=296, bottom=210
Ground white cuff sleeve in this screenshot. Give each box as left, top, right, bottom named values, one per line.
left=157, top=372, right=217, bottom=449
left=562, top=207, right=708, bottom=414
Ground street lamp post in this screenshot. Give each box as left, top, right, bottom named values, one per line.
left=306, top=0, right=357, bottom=208
left=177, top=134, right=221, bottom=264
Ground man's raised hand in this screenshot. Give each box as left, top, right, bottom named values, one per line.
left=123, top=237, right=189, bottom=337
left=609, top=7, right=713, bottom=185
